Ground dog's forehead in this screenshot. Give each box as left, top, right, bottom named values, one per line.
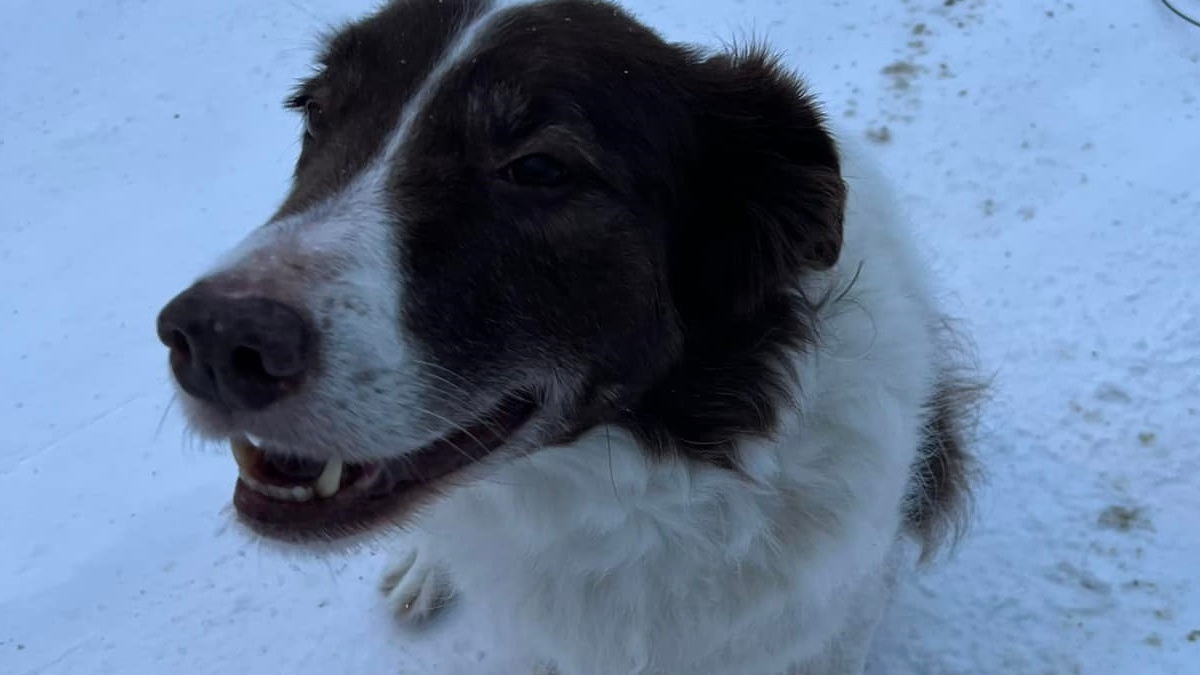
left=456, top=2, right=676, bottom=119
left=274, top=0, right=668, bottom=220
left=319, top=0, right=490, bottom=72
left=313, top=0, right=660, bottom=127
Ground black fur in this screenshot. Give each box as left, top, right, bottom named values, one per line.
left=618, top=47, right=845, bottom=466
left=277, top=0, right=490, bottom=218
left=272, top=0, right=972, bottom=545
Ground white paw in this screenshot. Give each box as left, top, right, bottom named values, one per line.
left=379, top=546, right=454, bottom=624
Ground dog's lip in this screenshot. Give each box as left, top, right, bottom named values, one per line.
left=229, top=392, right=537, bottom=540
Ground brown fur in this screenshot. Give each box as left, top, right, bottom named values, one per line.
left=906, top=320, right=988, bottom=560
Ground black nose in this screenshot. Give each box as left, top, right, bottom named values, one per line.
left=156, top=284, right=314, bottom=411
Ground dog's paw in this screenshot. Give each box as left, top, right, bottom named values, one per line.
left=379, top=546, right=455, bottom=624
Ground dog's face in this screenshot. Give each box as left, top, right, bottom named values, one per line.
left=156, top=0, right=845, bottom=539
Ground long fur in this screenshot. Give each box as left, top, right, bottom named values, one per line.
left=399, top=136, right=980, bottom=675
left=156, top=2, right=982, bottom=673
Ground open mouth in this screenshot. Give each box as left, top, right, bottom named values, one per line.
left=229, top=393, right=536, bottom=540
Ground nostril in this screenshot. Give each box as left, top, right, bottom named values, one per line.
left=230, top=345, right=270, bottom=382
left=169, top=330, right=193, bottom=364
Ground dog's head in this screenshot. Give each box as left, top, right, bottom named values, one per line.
left=156, top=0, right=844, bottom=539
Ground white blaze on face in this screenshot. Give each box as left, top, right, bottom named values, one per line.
left=193, top=155, right=428, bottom=460
left=180, top=4, right=519, bottom=461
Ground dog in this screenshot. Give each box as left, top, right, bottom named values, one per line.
left=155, top=1, right=981, bottom=673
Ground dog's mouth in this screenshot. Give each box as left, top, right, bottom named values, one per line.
left=229, top=393, right=536, bottom=540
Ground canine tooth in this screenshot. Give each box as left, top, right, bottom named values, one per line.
left=231, top=438, right=261, bottom=471
left=314, top=459, right=344, bottom=498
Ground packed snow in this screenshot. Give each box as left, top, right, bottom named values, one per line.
left=2, top=0, right=1198, bottom=673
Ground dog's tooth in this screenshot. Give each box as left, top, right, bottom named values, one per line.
left=314, top=459, right=344, bottom=499
left=231, top=437, right=261, bottom=471
left=290, top=485, right=314, bottom=502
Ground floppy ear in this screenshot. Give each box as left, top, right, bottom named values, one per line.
left=674, top=46, right=845, bottom=322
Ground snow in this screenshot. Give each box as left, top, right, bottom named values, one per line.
left=2, top=0, right=1198, bottom=673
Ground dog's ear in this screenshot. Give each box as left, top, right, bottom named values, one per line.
left=674, top=46, right=845, bottom=321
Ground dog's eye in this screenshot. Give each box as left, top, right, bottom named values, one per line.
left=500, top=154, right=570, bottom=188
left=303, top=99, right=323, bottom=139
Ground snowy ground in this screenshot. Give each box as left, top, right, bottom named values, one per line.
left=2, top=0, right=1198, bottom=673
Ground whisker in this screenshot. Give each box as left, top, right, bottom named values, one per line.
left=411, top=359, right=476, bottom=394
left=155, top=394, right=178, bottom=439
left=606, top=425, right=622, bottom=504
left=417, top=386, right=512, bottom=441
left=420, top=408, right=496, bottom=462
left=384, top=359, right=531, bottom=446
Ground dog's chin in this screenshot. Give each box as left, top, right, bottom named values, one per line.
left=211, top=392, right=538, bottom=545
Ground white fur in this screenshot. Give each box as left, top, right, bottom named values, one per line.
left=176, top=152, right=440, bottom=461
left=379, top=545, right=455, bottom=620
left=178, top=5, right=517, bottom=460
left=176, top=5, right=947, bottom=670
left=383, top=135, right=943, bottom=675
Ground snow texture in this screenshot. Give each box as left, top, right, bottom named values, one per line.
left=2, top=0, right=1198, bottom=673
